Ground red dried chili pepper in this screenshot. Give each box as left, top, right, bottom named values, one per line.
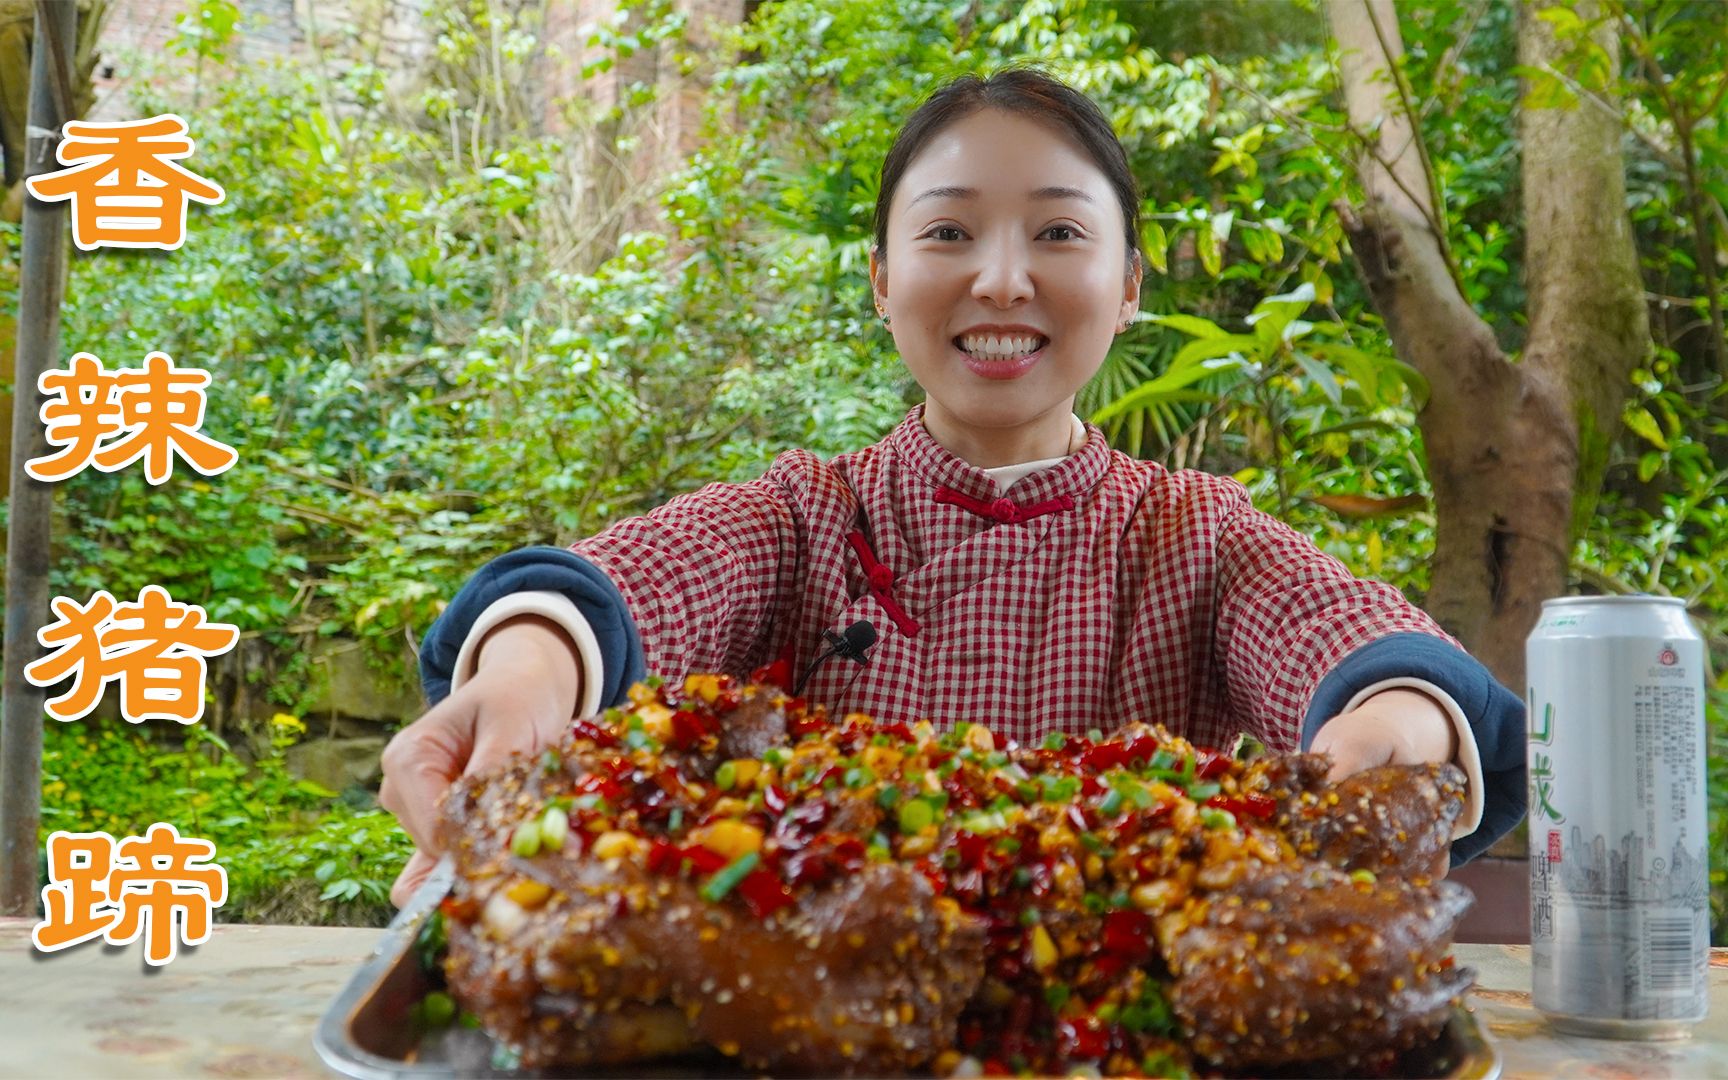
left=749, top=659, right=793, bottom=692
left=1195, top=748, right=1231, bottom=779
left=1101, top=909, right=1152, bottom=962
left=679, top=845, right=729, bottom=875
left=737, top=868, right=795, bottom=919
left=668, top=709, right=709, bottom=749
left=1056, top=1018, right=1109, bottom=1061
left=570, top=718, right=618, bottom=748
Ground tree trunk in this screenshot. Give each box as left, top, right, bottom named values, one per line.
left=1325, top=0, right=1650, bottom=693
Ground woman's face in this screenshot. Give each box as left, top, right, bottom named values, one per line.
left=871, top=108, right=1140, bottom=465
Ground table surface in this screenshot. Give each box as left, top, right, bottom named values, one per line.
left=2, top=917, right=1724, bottom=1078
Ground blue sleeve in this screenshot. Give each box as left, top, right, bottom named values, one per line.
left=1301, top=632, right=1527, bottom=867
left=417, top=546, right=647, bottom=710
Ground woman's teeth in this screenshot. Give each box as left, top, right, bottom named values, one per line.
left=957, top=334, right=1048, bottom=360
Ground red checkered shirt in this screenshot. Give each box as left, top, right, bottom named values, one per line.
left=571, top=407, right=1454, bottom=752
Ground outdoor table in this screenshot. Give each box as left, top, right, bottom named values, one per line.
left=2, top=917, right=1725, bottom=1077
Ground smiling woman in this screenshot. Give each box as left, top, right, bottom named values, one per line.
left=380, top=71, right=1526, bottom=996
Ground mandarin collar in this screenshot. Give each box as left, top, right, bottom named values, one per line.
left=886, top=405, right=1111, bottom=506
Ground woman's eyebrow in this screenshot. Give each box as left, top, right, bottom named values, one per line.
left=907, top=185, right=1096, bottom=208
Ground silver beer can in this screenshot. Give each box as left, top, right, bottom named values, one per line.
left=1526, top=595, right=1710, bottom=1039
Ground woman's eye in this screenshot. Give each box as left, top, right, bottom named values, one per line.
left=930, top=226, right=965, bottom=241
left=1042, top=225, right=1078, bottom=241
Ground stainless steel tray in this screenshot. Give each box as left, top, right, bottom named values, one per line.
left=314, top=860, right=1502, bottom=1078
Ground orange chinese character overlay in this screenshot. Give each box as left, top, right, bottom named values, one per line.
left=26, top=351, right=237, bottom=485
left=23, top=585, right=240, bottom=724
left=23, top=114, right=224, bottom=251
left=32, top=825, right=228, bottom=967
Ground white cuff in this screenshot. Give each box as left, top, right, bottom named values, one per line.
left=451, top=591, right=605, bottom=719
left=1338, top=677, right=1485, bottom=840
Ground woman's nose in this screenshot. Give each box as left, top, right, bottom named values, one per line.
left=969, top=236, right=1034, bottom=307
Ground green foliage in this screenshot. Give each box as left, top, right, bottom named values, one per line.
left=40, top=713, right=408, bottom=926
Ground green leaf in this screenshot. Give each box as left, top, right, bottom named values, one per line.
left=1638, top=451, right=1663, bottom=484
left=1147, top=313, right=1227, bottom=339
left=1093, top=338, right=1253, bottom=425
left=1293, top=354, right=1343, bottom=404
left=1197, top=225, right=1222, bottom=277
left=1624, top=405, right=1669, bottom=450
left=1142, top=220, right=1168, bottom=275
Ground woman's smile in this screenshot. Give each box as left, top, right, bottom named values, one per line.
left=953, top=324, right=1051, bottom=380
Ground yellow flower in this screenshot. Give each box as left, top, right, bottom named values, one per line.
left=270, top=712, right=306, bottom=734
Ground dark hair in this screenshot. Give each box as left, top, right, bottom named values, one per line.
left=873, top=67, right=1143, bottom=272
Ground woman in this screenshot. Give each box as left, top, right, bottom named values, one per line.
left=381, top=68, right=1525, bottom=908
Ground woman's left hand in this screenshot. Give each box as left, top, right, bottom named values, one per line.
left=1310, top=688, right=1460, bottom=880
left=1310, top=687, right=1458, bottom=782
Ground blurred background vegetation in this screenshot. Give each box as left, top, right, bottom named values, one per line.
left=1, top=0, right=1722, bottom=935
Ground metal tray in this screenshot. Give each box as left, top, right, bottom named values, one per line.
left=314, top=859, right=1502, bottom=1079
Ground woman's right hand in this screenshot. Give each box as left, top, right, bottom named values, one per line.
left=379, top=615, right=583, bottom=908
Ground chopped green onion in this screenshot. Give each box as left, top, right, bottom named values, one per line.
left=539, top=807, right=570, bottom=852
left=1199, top=807, right=1237, bottom=831
left=876, top=783, right=901, bottom=809
left=1350, top=868, right=1377, bottom=884
left=1079, top=831, right=1104, bottom=852
left=1012, top=866, right=1034, bottom=889
left=417, top=990, right=455, bottom=1029
left=1044, top=983, right=1071, bottom=1011
left=667, top=807, right=684, bottom=832
left=866, top=844, right=891, bottom=862
left=844, top=766, right=873, bottom=789
left=1041, top=732, right=1068, bottom=751
left=715, top=761, right=737, bottom=791
left=1099, top=789, right=1124, bottom=816
left=510, top=819, right=542, bottom=858
left=1185, top=782, right=1221, bottom=802
left=1018, top=907, right=1041, bottom=926
left=540, top=749, right=560, bottom=775
left=1149, top=749, right=1175, bottom=771
left=1015, top=780, right=1040, bottom=802
left=699, top=851, right=760, bottom=902
left=1141, top=1052, right=1188, bottom=1078
left=899, top=799, right=935, bottom=834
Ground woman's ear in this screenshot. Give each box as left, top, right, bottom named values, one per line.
left=1118, top=250, right=1143, bottom=331
left=869, top=246, right=887, bottom=314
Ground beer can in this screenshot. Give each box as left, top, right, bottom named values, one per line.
left=1526, top=595, right=1710, bottom=1039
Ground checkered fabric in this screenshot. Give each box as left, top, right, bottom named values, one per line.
left=570, top=406, right=1455, bottom=752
